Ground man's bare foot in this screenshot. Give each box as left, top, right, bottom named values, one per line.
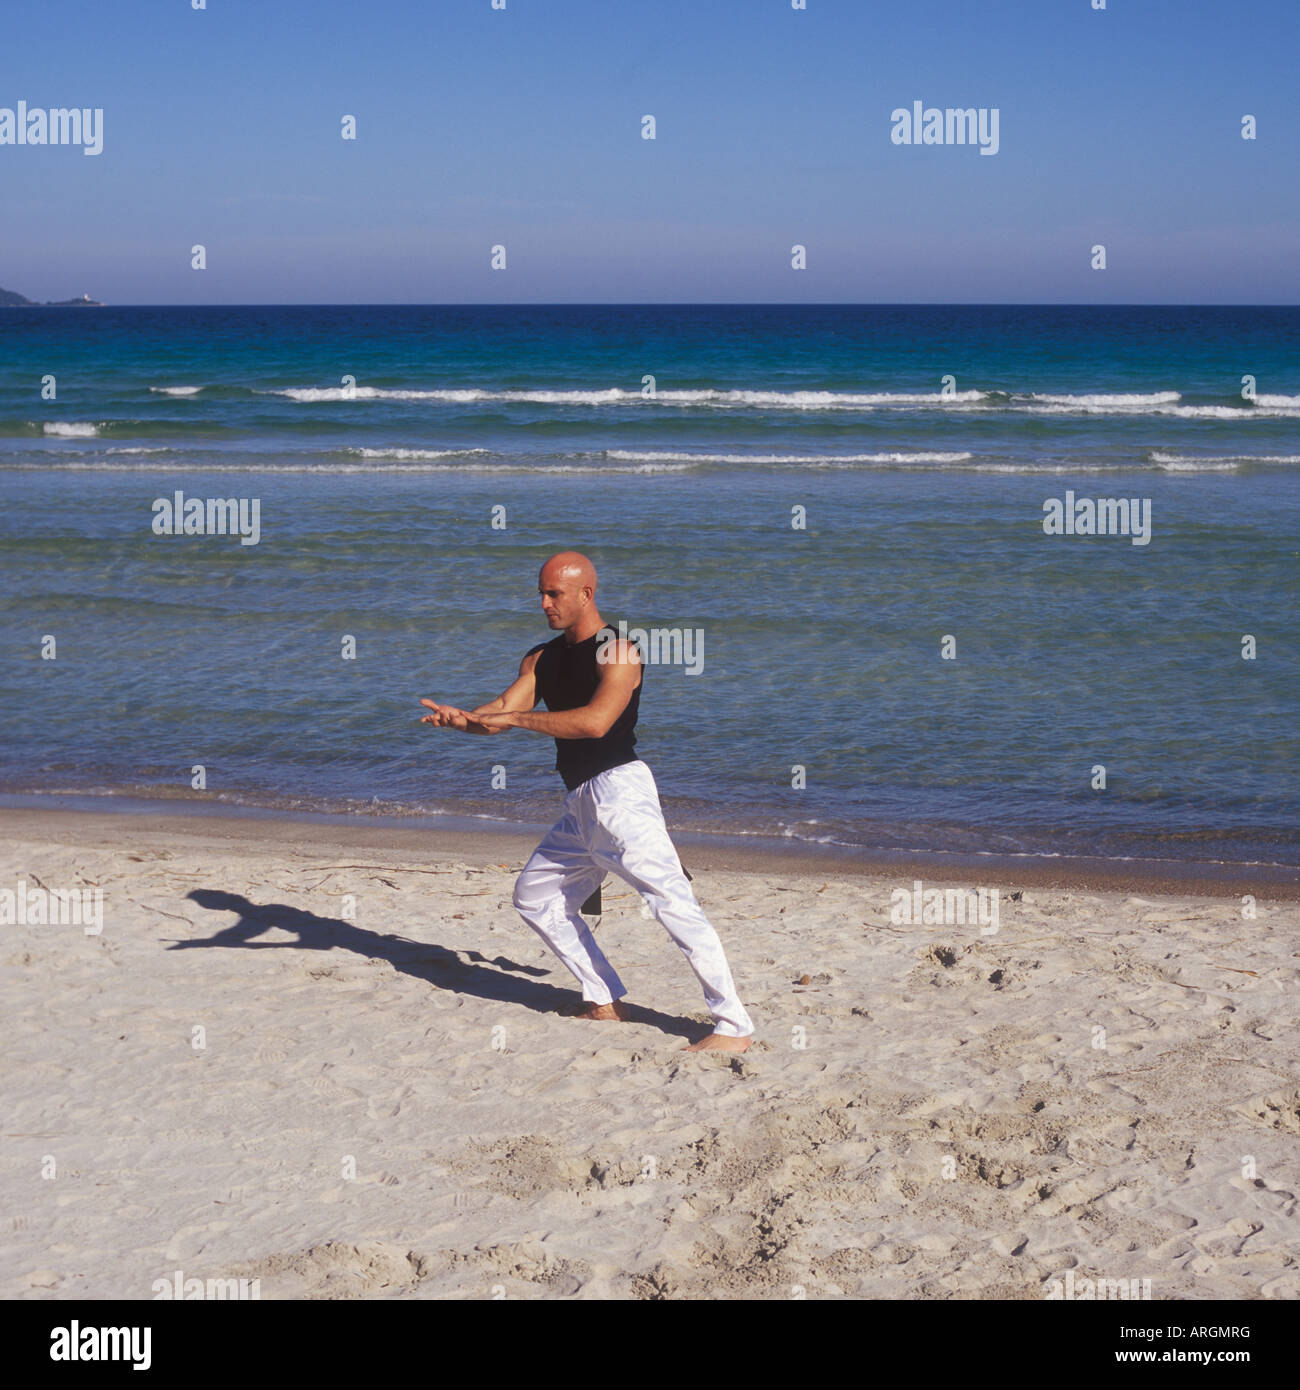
left=564, top=1000, right=632, bottom=1021
left=684, top=1033, right=753, bottom=1053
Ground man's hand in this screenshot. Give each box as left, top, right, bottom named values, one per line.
left=419, top=699, right=496, bottom=734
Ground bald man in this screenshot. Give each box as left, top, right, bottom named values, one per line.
left=419, top=551, right=754, bottom=1052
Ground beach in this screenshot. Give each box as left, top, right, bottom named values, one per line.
left=5, top=0, right=1299, bottom=1340
left=4, top=804, right=1298, bottom=1301
left=3, top=305, right=1297, bottom=1302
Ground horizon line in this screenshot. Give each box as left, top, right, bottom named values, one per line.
left=6, top=300, right=1299, bottom=310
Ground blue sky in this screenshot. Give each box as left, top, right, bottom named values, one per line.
left=2, top=0, right=1297, bottom=304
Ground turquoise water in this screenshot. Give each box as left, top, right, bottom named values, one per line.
left=1, top=305, right=1297, bottom=864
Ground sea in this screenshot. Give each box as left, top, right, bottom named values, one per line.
left=1, top=304, right=1297, bottom=869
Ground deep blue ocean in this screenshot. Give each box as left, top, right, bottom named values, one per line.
left=1, top=304, right=1297, bottom=865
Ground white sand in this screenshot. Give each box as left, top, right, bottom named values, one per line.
left=2, top=811, right=1298, bottom=1300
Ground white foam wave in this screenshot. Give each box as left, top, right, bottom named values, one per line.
left=1028, top=391, right=1181, bottom=406
left=272, top=387, right=502, bottom=403
left=195, top=383, right=1300, bottom=419
left=1156, top=405, right=1281, bottom=419
left=960, top=462, right=1147, bottom=473
left=266, top=386, right=995, bottom=409
left=695, top=389, right=991, bottom=408
left=148, top=386, right=203, bottom=396
left=1027, top=403, right=1274, bottom=419
left=605, top=450, right=974, bottom=465
left=42, top=421, right=100, bottom=437
left=7, top=459, right=696, bottom=475
left=1150, top=451, right=1300, bottom=468
left=1153, top=459, right=1240, bottom=472
left=607, top=451, right=1183, bottom=474
left=347, top=447, right=491, bottom=460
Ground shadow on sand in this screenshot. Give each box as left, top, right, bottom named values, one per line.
left=171, top=888, right=702, bottom=1041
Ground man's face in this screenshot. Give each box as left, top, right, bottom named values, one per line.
left=538, top=574, right=586, bottom=629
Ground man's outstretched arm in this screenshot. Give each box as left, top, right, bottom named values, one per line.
left=474, top=639, right=641, bottom=739
left=419, top=647, right=542, bottom=734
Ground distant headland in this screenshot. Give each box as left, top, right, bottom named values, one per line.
left=1, top=286, right=104, bottom=307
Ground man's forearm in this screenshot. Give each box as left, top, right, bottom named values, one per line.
left=508, top=708, right=603, bottom=739
left=463, top=692, right=534, bottom=733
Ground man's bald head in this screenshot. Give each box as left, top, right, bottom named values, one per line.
left=537, top=551, right=602, bottom=641
left=539, top=551, right=597, bottom=592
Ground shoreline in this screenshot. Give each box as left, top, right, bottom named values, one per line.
left=4, top=796, right=1298, bottom=900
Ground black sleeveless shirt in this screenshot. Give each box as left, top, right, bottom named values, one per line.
left=531, top=624, right=642, bottom=790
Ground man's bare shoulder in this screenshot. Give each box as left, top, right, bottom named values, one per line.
left=597, top=636, right=643, bottom=689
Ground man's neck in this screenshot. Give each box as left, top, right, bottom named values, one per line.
left=564, top=610, right=605, bottom=645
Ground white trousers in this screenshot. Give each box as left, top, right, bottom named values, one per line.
left=512, top=760, right=754, bottom=1038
